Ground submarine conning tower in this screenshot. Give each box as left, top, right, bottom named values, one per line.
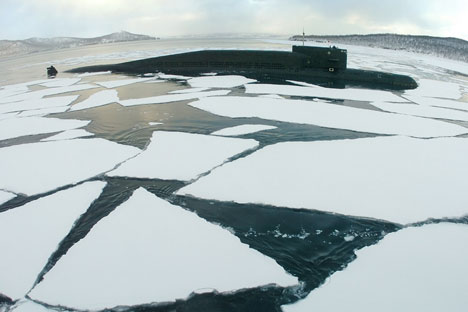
left=292, top=45, right=347, bottom=71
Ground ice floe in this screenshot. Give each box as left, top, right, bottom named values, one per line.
left=404, top=95, right=468, bottom=111
left=158, top=73, right=192, bottom=80
left=188, top=75, right=256, bottom=88
left=212, top=124, right=277, bottom=136
left=70, top=90, right=119, bottom=111
left=0, top=84, right=98, bottom=104
left=178, top=136, right=468, bottom=224
left=41, top=129, right=94, bottom=141
left=246, top=83, right=407, bottom=102
left=16, top=106, right=69, bottom=118
left=29, top=188, right=297, bottom=310
left=405, top=79, right=462, bottom=100
left=0, top=95, right=78, bottom=115
left=119, top=90, right=230, bottom=107
left=169, top=87, right=210, bottom=94
left=0, top=112, right=18, bottom=120
left=0, top=116, right=90, bottom=141
left=283, top=223, right=468, bottom=312
left=148, top=122, right=162, bottom=126
left=108, top=131, right=258, bottom=181
left=77, top=71, right=111, bottom=77
left=189, top=96, right=468, bottom=138
left=39, top=78, right=81, bottom=88
left=371, top=102, right=468, bottom=121
left=95, top=77, right=154, bottom=88
left=0, top=190, right=15, bottom=205
left=9, top=299, right=53, bottom=312
left=0, top=181, right=105, bottom=301
left=0, top=138, right=139, bottom=196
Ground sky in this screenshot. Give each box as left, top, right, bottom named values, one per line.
left=1, top=0, right=467, bottom=41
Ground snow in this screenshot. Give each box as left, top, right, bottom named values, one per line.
left=169, top=87, right=210, bottom=94
left=212, top=124, right=277, bottom=136
left=108, top=131, right=258, bottom=181
left=0, top=190, right=15, bottom=205
left=77, top=71, right=111, bottom=77
left=0, top=138, right=140, bottom=196
left=283, top=223, right=468, bottom=312
left=246, top=83, right=407, bottom=102
left=0, top=95, right=78, bottom=115
left=70, top=90, right=119, bottom=111
left=41, top=129, right=94, bottom=141
left=9, top=300, right=53, bottom=312
left=0, top=112, right=18, bottom=120
left=0, top=181, right=106, bottom=301
left=95, top=77, right=154, bottom=88
left=404, top=95, right=468, bottom=111
left=158, top=74, right=192, bottom=80
left=405, top=79, right=462, bottom=100
left=188, top=75, right=256, bottom=88
left=39, top=78, right=81, bottom=88
left=371, top=101, right=468, bottom=121
left=189, top=96, right=468, bottom=138
left=119, top=90, right=230, bottom=107
left=29, top=188, right=297, bottom=310
left=17, top=106, right=69, bottom=117
left=0, top=84, right=98, bottom=104
left=0, top=116, right=90, bottom=141
left=178, top=136, right=468, bottom=224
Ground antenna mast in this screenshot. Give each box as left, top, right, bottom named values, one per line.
left=302, top=28, right=305, bottom=46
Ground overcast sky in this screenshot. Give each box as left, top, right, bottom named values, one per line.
left=1, top=0, right=467, bottom=40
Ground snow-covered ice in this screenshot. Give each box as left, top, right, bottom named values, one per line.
left=246, top=83, right=407, bottom=102
left=371, top=101, right=468, bottom=121
left=95, top=77, right=154, bottom=88
left=405, top=79, right=462, bottom=100
left=169, top=87, right=210, bottom=94
left=41, top=129, right=94, bottom=141
left=0, top=138, right=140, bottom=196
left=0, top=112, right=18, bottom=120
left=0, top=84, right=98, bottom=104
left=157, top=73, right=192, bottom=80
left=189, top=96, right=468, bottom=138
left=212, top=124, right=277, bottom=136
left=119, top=90, right=230, bottom=107
left=29, top=188, right=297, bottom=310
left=108, top=131, right=258, bottom=181
left=188, top=75, right=256, bottom=88
left=77, top=71, right=111, bottom=77
left=17, top=106, right=69, bottom=117
left=178, top=136, right=468, bottom=224
left=0, top=116, right=90, bottom=141
left=404, top=95, right=468, bottom=111
left=0, top=190, right=15, bottom=205
left=39, top=78, right=81, bottom=88
left=9, top=300, right=54, bottom=312
left=283, top=223, right=468, bottom=312
left=0, top=181, right=105, bottom=301
left=70, top=90, right=119, bottom=111
left=0, top=96, right=78, bottom=115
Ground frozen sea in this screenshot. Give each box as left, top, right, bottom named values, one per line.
left=1, top=38, right=468, bottom=312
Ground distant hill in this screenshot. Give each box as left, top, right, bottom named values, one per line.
left=0, top=31, right=157, bottom=57
left=289, top=33, right=468, bottom=63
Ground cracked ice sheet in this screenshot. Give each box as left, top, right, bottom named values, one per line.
left=178, top=136, right=468, bottom=224
left=70, top=90, right=118, bottom=111
left=283, top=223, right=468, bottom=312
left=212, top=124, right=277, bottom=136
left=246, top=83, right=407, bottom=102
left=41, top=129, right=94, bottom=141
left=108, top=131, right=258, bottom=181
left=371, top=102, right=468, bottom=122
left=119, top=90, right=230, bottom=107
left=0, top=138, right=140, bottom=196
left=95, top=77, right=154, bottom=88
left=29, top=188, right=297, bottom=310
left=404, top=95, right=468, bottom=112
left=0, top=96, right=78, bottom=115
left=189, top=96, right=468, bottom=138
left=0, top=181, right=106, bottom=301
left=0, top=84, right=98, bottom=104
left=0, top=190, right=15, bottom=205
left=39, top=78, right=81, bottom=88
left=404, top=79, right=462, bottom=100
left=188, top=75, right=256, bottom=88
left=17, top=106, right=69, bottom=118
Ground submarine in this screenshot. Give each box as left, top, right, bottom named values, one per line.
left=68, top=45, right=418, bottom=90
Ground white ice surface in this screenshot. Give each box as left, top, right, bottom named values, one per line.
left=283, top=223, right=468, bottom=312
left=30, top=188, right=297, bottom=310
left=404, top=95, right=468, bottom=111
left=0, top=138, right=139, bottom=196
left=119, top=90, right=230, bottom=107
left=77, top=71, right=111, bottom=77
left=246, top=83, right=407, bottom=102
left=17, top=106, right=69, bottom=118
left=169, top=87, right=210, bottom=94
left=95, top=77, right=154, bottom=88
left=189, top=96, right=467, bottom=138
left=158, top=74, right=192, bottom=80
left=9, top=300, right=54, bottom=312
left=0, top=84, right=98, bottom=104
left=0, top=96, right=78, bottom=115
left=0, top=181, right=106, bottom=301
left=188, top=75, right=256, bottom=88
left=371, top=101, right=468, bottom=121
left=405, top=79, right=462, bottom=99
left=0, top=117, right=90, bottom=141
left=0, top=190, right=15, bottom=205
left=0, top=112, right=18, bottom=120
left=148, top=122, right=162, bottom=126
left=39, top=78, right=81, bottom=88
left=178, top=136, right=468, bottom=224
left=108, top=131, right=258, bottom=181
left=212, top=124, right=277, bottom=136
left=41, top=129, right=94, bottom=141
left=70, top=90, right=119, bottom=111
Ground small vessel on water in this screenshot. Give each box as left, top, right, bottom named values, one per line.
left=68, top=45, right=418, bottom=90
